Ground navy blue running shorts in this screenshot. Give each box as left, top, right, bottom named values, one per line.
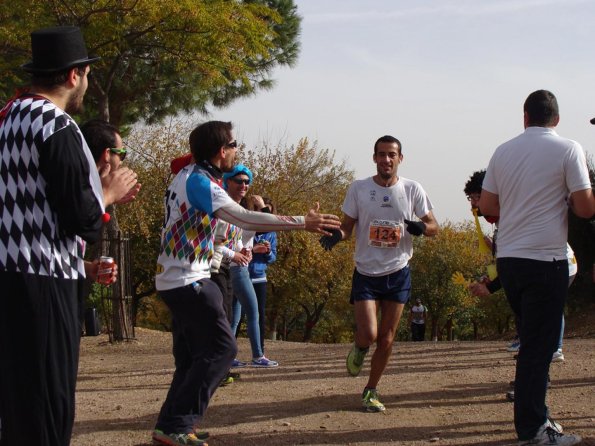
left=350, top=266, right=411, bottom=304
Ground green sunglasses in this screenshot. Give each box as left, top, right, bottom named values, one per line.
left=109, top=147, right=127, bottom=161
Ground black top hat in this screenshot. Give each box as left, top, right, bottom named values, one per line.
left=21, top=26, right=100, bottom=74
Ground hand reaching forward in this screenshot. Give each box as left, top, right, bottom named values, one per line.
left=304, top=203, right=341, bottom=235
left=319, top=228, right=342, bottom=251
left=404, top=219, right=426, bottom=236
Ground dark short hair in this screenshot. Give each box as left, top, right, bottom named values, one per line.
left=189, top=121, right=233, bottom=162
left=464, top=169, right=486, bottom=195
left=374, top=135, right=402, bottom=155
left=263, top=196, right=276, bottom=214
left=80, top=119, right=120, bottom=163
left=523, top=90, right=559, bottom=127
left=31, top=65, right=87, bottom=89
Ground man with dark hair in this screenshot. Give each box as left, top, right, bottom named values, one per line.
left=80, top=119, right=140, bottom=204
left=81, top=119, right=122, bottom=163
left=153, top=120, right=340, bottom=446
left=480, top=89, right=594, bottom=445
left=320, top=134, right=438, bottom=413
left=0, top=26, right=136, bottom=446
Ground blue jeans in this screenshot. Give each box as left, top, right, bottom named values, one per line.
left=252, top=281, right=268, bottom=352
left=498, top=257, right=567, bottom=441
left=230, top=266, right=263, bottom=359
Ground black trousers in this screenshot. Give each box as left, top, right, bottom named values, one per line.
left=210, top=264, right=233, bottom=324
left=411, top=323, right=425, bottom=341
left=0, top=272, right=81, bottom=446
left=155, top=279, right=236, bottom=434
left=498, top=257, right=567, bottom=441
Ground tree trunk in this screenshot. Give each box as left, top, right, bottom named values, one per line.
left=446, top=318, right=453, bottom=341
left=103, top=207, right=133, bottom=341
left=431, top=318, right=439, bottom=342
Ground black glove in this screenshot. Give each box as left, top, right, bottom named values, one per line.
left=404, top=219, right=426, bottom=236
left=319, top=228, right=342, bottom=251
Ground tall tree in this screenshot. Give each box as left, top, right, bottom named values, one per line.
left=0, top=0, right=301, bottom=127
left=410, top=222, right=489, bottom=341
left=116, top=119, right=191, bottom=323
left=242, top=138, right=355, bottom=342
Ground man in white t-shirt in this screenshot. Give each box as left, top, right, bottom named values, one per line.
left=479, top=90, right=594, bottom=446
left=320, top=135, right=438, bottom=413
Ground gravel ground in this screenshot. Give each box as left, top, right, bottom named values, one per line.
left=72, top=328, right=595, bottom=446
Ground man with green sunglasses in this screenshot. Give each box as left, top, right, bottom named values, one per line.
left=81, top=119, right=141, bottom=205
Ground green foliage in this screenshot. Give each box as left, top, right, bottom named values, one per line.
left=409, top=221, right=513, bottom=340
left=116, top=119, right=192, bottom=325
left=242, top=138, right=356, bottom=342
left=0, top=0, right=301, bottom=126
left=81, top=119, right=586, bottom=342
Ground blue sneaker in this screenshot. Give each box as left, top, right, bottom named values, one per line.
left=252, top=356, right=278, bottom=367
left=507, top=341, right=520, bottom=352
left=231, top=359, right=247, bottom=368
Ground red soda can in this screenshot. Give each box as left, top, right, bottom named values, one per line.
left=97, top=256, right=115, bottom=285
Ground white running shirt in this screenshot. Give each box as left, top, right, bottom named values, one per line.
left=343, top=176, right=433, bottom=276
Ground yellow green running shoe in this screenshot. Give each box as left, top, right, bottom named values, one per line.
left=362, top=388, right=385, bottom=413
left=152, top=429, right=207, bottom=445
left=346, top=343, right=369, bottom=376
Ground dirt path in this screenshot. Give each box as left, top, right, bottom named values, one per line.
left=72, top=328, right=595, bottom=446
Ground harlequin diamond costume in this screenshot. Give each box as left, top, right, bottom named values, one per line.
left=0, top=27, right=103, bottom=446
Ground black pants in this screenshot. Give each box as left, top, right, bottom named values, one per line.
left=155, top=279, right=236, bottom=434
left=0, top=272, right=81, bottom=446
left=210, top=264, right=233, bottom=324
left=498, top=257, right=567, bottom=441
left=411, top=323, right=425, bottom=341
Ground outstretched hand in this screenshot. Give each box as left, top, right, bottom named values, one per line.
left=404, top=219, right=426, bottom=236
left=319, top=228, right=342, bottom=251
left=304, top=202, right=341, bottom=235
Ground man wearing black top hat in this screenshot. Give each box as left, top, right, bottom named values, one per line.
left=0, top=26, right=134, bottom=446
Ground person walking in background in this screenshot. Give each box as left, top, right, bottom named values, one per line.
left=320, top=134, right=438, bottom=412
left=0, top=26, right=136, bottom=446
left=248, top=197, right=277, bottom=353
left=408, top=298, right=427, bottom=341
left=479, top=90, right=594, bottom=446
left=153, top=121, right=340, bottom=446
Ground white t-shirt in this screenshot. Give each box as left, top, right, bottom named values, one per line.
left=342, top=176, right=433, bottom=276
left=483, top=127, right=591, bottom=261
left=411, top=305, right=427, bottom=324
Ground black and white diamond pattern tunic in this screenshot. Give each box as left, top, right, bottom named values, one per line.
left=0, top=95, right=103, bottom=279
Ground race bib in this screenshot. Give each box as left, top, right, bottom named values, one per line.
left=368, top=219, right=402, bottom=248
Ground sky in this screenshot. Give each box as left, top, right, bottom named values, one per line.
left=211, top=0, right=595, bottom=226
